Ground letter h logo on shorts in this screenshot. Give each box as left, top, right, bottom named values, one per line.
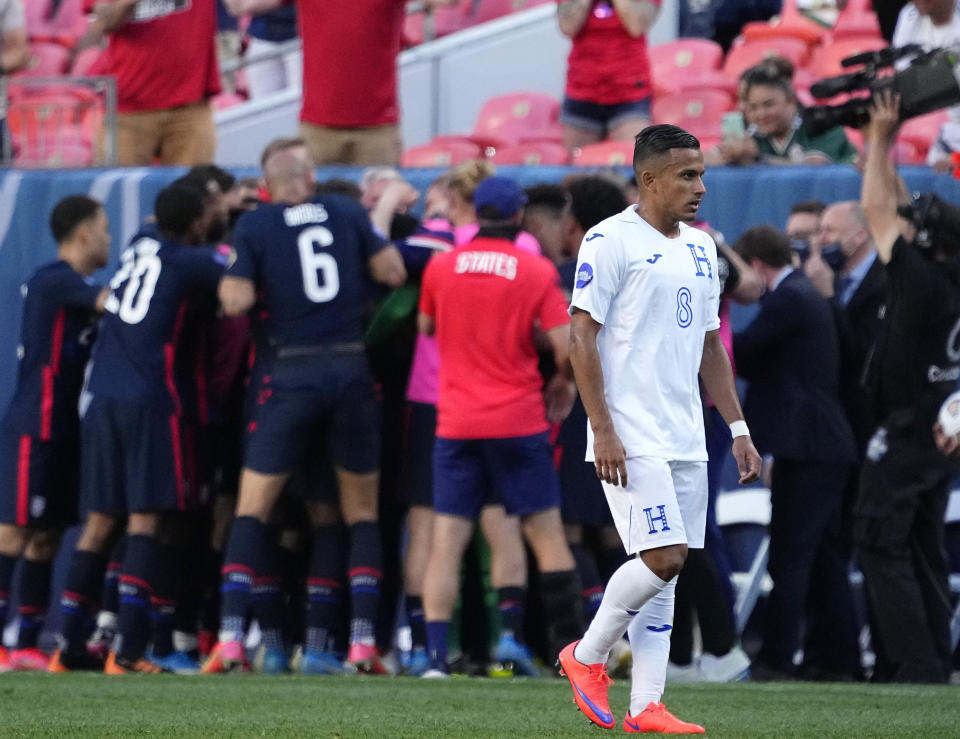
left=686, top=244, right=712, bottom=279
left=643, top=505, right=670, bottom=535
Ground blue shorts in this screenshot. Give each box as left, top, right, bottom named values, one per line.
left=560, top=96, right=652, bottom=136
left=80, top=396, right=194, bottom=516
left=0, top=431, right=79, bottom=528
left=558, top=448, right=614, bottom=528
left=402, top=402, right=436, bottom=508
left=432, top=432, right=561, bottom=519
left=244, top=354, right=380, bottom=475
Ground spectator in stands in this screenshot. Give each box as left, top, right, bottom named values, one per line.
left=557, top=0, right=657, bottom=152
left=0, top=0, right=29, bottom=162
left=707, top=60, right=859, bottom=167
left=216, top=0, right=242, bottom=95
left=711, top=0, right=779, bottom=51
left=85, top=0, right=220, bottom=166
left=785, top=199, right=826, bottom=265
left=892, top=0, right=960, bottom=172
left=223, top=0, right=300, bottom=99
left=733, top=225, right=860, bottom=681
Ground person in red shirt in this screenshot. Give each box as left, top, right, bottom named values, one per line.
left=417, top=175, right=584, bottom=677
left=557, top=0, right=659, bottom=151
left=85, top=0, right=220, bottom=165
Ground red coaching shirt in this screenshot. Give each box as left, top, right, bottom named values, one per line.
left=85, top=0, right=220, bottom=114
left=419, top=236, right=570, bottom=440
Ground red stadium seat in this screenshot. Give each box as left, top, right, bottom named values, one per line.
left=898, top=111, right=949, bottom=159
left=830, top=0, right=883, bottom=40
left=468, top=0, right=549, bottom=25
left=651, top=90, right=735, bottom=140
left=403, top=2, right=469, bottom=46
left=20, top=41, right=70, bottom=77
left=572, top=140, right=635, bottom=167
left=812, top=37, right=888, bottom=78
left=472, top=92, right=561, bottom=145
left=212, top=93, right=246, bottom=111
left=845, top=128, right=925, bottom=163
left=14, top=128, right=93, bottom=167
left=650, top=38, right=725, bottom=96
left=517, top=122, right=564, bottom=144
left=740, top=0, right=826, bottom=45
left=722, top=37, right=810, bottom=81
left=7, top=86, right=103, bottom=160
left=491, top=141, right=570, bottom=165
left=401, top=140, right=483, bottom=167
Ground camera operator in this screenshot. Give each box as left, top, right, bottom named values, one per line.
left=854, top=90, right=960, bottom=684
left=892, top=0, right=960, bottom=171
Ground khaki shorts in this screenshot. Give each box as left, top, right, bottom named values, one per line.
left=299, top=121, right=401, bottom=166
left=105, top=101, right=217, bottom=166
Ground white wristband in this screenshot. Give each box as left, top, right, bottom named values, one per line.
left=729, top=420, right=750, bottom=439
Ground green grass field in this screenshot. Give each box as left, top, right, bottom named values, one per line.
left=0, top=674, right=958, bottom=738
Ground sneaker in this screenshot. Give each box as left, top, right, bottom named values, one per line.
left=48, top=649, right=105, bottom=673
left=491, top=633, right=540, bottom=678
left=86, top=624, right=116, bottom=662
left=149, top=650, right=200, bottom=674
left=623, top=702, right=705, bottom=734
left=557, top=641, right=615, bottom=730
left=0, top=646, right=12, bottom=673
left=401, top=647, right=429, bottom=677
left=300, top=648, right=347, bottom=675
left=10, top=647, right=49, bottom=671
left=699, top=646, right=751, bottom=682
left=606, top=638, right=633, bottom=679
left=104, top=652, right=168, bottom=675
left=421, top=658, right=450, bottom=679
left=254, top=645, right=289, bottom=675
left=346, top=643, right=389, bottom=675
left=666, top=660, right=702, bottom=683
left=200, top=640, right=249, bottom=674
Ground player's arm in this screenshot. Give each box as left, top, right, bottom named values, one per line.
left=569, top=308, right=628, bottom=486
left=219, top=276, right=256, bottom=317
left=91, top=0, right=138, bottom=33
left=699, top=329, right=761, bottom=484
left=369, top=245, right=407, bottom=288
left=417, top=312, right=435, bottom=336
left=861, top=90, right=902, bottom=265
left=611, top=0, right=660, bottom=37
left=544, top=323, right=577, bottom=424
left=557, top=0, right=593, bottom=37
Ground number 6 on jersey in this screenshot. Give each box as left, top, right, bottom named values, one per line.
left=298, top=225, right=340, bottom=303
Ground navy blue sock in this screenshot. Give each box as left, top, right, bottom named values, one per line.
left=405, top=595, right=426, bottom=651
left=60, top=549, right=107, bottom=654
left=348, top=521, right=381, bottom=647
left=570, top=543, right=604, bottom=620
left=117, top=534, right=161, bottom=661
left=101, top=538, right=126, bottom=618
left=540, top=569, right=585, bottom=661
left=0, top=552, right=16, bottom=633
left=251, top=534, right=284, bottom=652
left=426, top=620, right=449, bottom=668
left=149, top=543, right=180, bottom=658
left=306, top=524, right=345, bottom=654
left=15, top=558, right=52, bottom=649
left=220, top=516, right=268, bottom=640
left=498, top=586, right=527, bottom=640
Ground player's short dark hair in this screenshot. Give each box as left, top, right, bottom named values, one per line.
left=524, top=184, right=570, bottom=215
left=49, top=195, right=103, bottom=243
left=789, top=199, right=826, bottom=217
left=260, top=137, right=308, bottom=169
left=155, top=179, right=209, bottom=239
left=315, top=178, right=362, bottom=201
left=567, top=176, right=629, bottom=232
left=633, top=124, right=700, bottom=169
left=184, top=164, right=236, bottom=193
left=733, top=224, right=794, bottom=268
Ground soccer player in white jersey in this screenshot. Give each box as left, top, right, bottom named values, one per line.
left=558, top=124, right=762, bottom=734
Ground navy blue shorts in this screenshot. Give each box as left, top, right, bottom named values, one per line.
left=0, top=431, right=79, bottom=528
left=244, top=354, right=380, bottom=476
left=287, top=439, right=338, bottom=503
left=558, top=444, right=614, bottom=528
left=402, top=402, right=436, bottom=508
left=80, top=396, right=194, bottom=516
left=432, top=432, right=561, bottom=519
left=560, top=96, right=652, bottom=136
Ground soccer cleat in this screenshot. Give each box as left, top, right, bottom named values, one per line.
left=491, top=634, right=541, bottom=678
left=400, top=647, right=430, bottom=677
left=0, top=646, right=12, bottom=673
left=699, top=646, right=751, bottom=682
left=346, top=643, right=389, bottom=675
left=86, top=624, right=116, bottom=662
left=104, top=652, right=168, bottom=675
left=200, top=640, right=249, bottom=674
left=148, top=650, right=200, bottom=674
left=48, top=648, right=105, bottom=673
left=623, top=702, right=705, bottom=734
left=557, top=641, right=615, bottom=730
left=10, top=647, right=49, bottom=671
left=300, top=649, right=347, bottom=675
left=666, top=660, right=702, bottom=683
left=255, top=645, right=289, bottom=675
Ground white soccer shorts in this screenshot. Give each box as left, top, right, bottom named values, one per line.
left=600, top=457, right=707, bottom=555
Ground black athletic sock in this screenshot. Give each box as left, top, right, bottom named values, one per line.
left=570, top=543, right=604, bottom=620
left=15, top=558, right=52, bottom=650
left=199, top=546, right=222, bottom=634
left=498, top=586, right=527, bottom=640
left=101, top=537, right=126, bottom=618
left=597, top=545, right=628, bottom=585
left=219, top=516, right=269, bottom=639
left=251, top=533, right=284, bottom=652
left=0, top=552, right=16, bottom=633
left=60, top=549, right=107, bottom=654
left=117, top=534, right=161, bottom=662
left=348, top=521, right=381, bottom=647
left=405, top=595, right=426, bottom=651
left=540, top=569, right=585, bottom=661
left=306, top=524, right=345, bottom=654
left=149, top=543, right=180, bottom=658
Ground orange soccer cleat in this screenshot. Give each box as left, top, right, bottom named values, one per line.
left=10, top=647, right=49, bottom=671
left=200, top=639, right=249, bottom=674
left=623, top=702, right=705, bottom=734
left=104, top=652, right=167, bottom=674
left=346, top=643, right=389, bottom=675
left=0, top=646, right=12, bottom=673
left=557, top=641, right=616, bottom=729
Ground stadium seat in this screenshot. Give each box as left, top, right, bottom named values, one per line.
left=491, top=141, right=570, bottom=165
left=430, top=133, right=510, bottom=157
left=402, top=2, right=469, bottom=46
left=472, top=91, right=561, bottom=145
left=740, top=0, right=827, bottom=45
left=651, top=89, right=734, bottom=140
left=830, top=0, right=883, bottom=40
left=26, top=0, right=87, bottom=39
left=844, top=128, right=925, bottom=164
left=812, top=37, right=889, bottom=78
left=572, top=140, right=635, bottom=166
left=716, top=487, right=772, bottom=635
left=401, top=140, right=483, bottom=167
left=649, top=38, right=725, bottom=96
left=15, top=130, right=93, bottom=167
left=21, top=41, right=70, bottom=77
left=468, top=0, right=546, bottom=25
left=212, top=92, right=247, bottom=111
left=722, top=37, right=811, bottom=82
left=7, top=85, right=103, bottom=161
left=898, top=111, right=948, bottom=159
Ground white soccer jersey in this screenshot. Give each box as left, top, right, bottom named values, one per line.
left=570, top=206, right=721, bottom=462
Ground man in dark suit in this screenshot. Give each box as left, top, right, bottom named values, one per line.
left=733, top=225, right=860, bottom=680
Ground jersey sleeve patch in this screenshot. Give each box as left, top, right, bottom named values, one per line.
left=575, top=262, right=594, bottom=288
left=214, top=244, right=236, bottom=268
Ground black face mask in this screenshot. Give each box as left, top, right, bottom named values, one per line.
left=820, top=241, right=847, bottom=272
left=790, top=238, right=810, bottom=264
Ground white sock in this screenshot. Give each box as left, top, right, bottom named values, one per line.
left=628, top=577, right=676, bottom=716
left=574, top=557, right=668, bottom=665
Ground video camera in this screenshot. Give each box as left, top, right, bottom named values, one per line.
left=897, top=192, right=960, bottom=256
left=803, top=46, right=960, bottom=134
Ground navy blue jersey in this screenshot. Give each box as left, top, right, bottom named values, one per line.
left=87, top=234, right=227, bottom=413
left=228, top=194, right=385, bottom=347
left=2, top=261, right=102, bottom=440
